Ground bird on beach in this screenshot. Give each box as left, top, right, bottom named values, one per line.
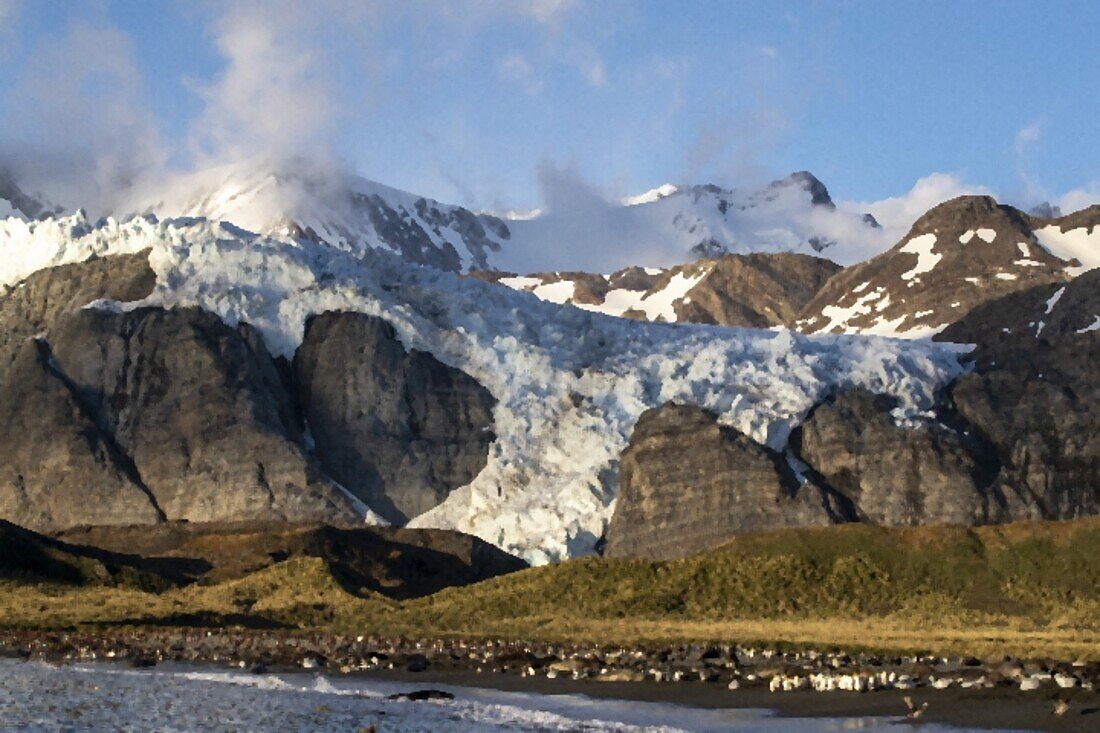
left=903, top=696, right=929, bottom=720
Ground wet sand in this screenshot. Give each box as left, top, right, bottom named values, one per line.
left=358, top=667, right=1100, bottom=732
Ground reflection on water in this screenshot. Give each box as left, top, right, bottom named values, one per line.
left=0, top=659, right=1011, bottom=732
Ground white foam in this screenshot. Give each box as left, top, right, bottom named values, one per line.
left=5, top=659, right=949, bottom=733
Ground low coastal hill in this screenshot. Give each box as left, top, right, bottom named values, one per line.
left=3, top=517, right=1100, bottom=659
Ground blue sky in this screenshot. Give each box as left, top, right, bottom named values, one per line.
left=0, top=0, right=1098, bottom=213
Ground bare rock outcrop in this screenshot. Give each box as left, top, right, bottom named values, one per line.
left=294, top=312, right=497, bottom=524
left=605, top=404, right=835, bottom=560
left=949, top=335, right=1100, bottom=520
left=0, top=251, right=155, bottom=385
left=476, top=252, right=840, bottom=328
left=791, top=388, right=1036, bottom=527
left=0, top=339, right=165, bottom=532
left=673, top=253, right=841, bottom=327
left=32, top=306, right=363, bottom=527
left=939, top=268, right=1100, bottom=344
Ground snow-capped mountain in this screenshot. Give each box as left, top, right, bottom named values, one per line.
left=1, top=161, right=896, bottom=276
left=798, top=196, right=1100, bottom=339
left=940, top=267, right=1100, bottom=344
left=0, top=203, right=962, bottom=563
left=113, top=158, right=511, bottom=273
left=493, top=171, right=889, bottom=273
left=3, top=158, right=1097, bottom=564
left=487, top=194, right=1100, bottom=341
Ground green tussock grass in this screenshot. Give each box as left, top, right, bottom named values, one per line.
left=3, top=518, right=1100, bottom=659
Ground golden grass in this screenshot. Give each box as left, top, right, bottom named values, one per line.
left=3, top=518, right=1100, bottom=659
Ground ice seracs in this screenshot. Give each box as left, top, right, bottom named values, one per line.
left=0, top=205, right=963, bottom=563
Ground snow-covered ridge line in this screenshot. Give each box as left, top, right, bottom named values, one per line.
left=111, top=159, right=511, bottom=273
left=0, top=213, right=965, bottom=564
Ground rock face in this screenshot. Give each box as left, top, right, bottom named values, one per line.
left=480, top=252, right=841, bottom=328
left=799, top=196, right=1074, bottom=337
left=294, top=312, right=497, bottom=524
left=673, top=253, right=841, bottom=327
left=939, top=268, right=1100, bottom=344
left=937, top=268, right=1100, bottom=520
left=0, top=306, right=365, bottom=532
left=610, top=341, right=1100, bottom=559
left=950, top=335, right=1100, bottom=520
left=0, top=252, right=156, bottom=385
left=605, top=404, right=835, bottom=560
left=0, top=340, right=165, bottom=532
left=791, top=388, right=1034, bottom=527
left=0, top=257, right=494, bottom=532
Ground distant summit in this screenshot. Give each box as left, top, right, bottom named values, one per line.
left=799, top=195, right=1100, bottom=337
left=114, top=158, right=510, bottom=273
left=494, top=170, right=889, bottom=273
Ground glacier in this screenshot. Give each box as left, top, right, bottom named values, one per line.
left=0, top=207, right=964, bottom=563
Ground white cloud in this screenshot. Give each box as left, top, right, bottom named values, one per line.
left=0, top=17, right=164, bottom=212
left=1055, top=184, right=1100, bottom=214
left=682, top=107, right=789, bottom=187
left=843, top=173, right=992, bottom=243
left=573, top=47, right=607, bottom=87
left=1013, top=119, right=1045, bottom=201
left=527, top=0, right=580, bottom=26
left=464, top=0, right=581, bottom=28
left=497, top=53, right=544, bottom=95
left=189, top=1, right=363, bottom=163
left=1014, top=119, right=1042, bottom=152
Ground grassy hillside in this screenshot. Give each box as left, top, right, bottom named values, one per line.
left=4, top=518, right=1100, bottom=658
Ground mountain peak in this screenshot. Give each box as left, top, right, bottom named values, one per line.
left=113, top=158, right=509, bottom=273
left=0, top=168, right=58, bottom=220
left=776, top=171, right=834, bottom=209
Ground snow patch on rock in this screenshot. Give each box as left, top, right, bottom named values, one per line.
left=899, top=234, right=941, bottom=280
left=1034, top=224, right=1100, bottom=275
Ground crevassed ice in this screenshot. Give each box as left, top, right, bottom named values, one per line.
left=0, top=214, right=964, bottom=563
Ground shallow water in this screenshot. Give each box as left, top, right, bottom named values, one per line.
left=0, top=659, right=1007, bottom=732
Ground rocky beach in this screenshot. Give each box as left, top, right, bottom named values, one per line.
left=2, top=629, right=1098, bottom=731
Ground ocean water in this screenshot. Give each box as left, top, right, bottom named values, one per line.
left=0, top=659, right=1000, bottom=732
